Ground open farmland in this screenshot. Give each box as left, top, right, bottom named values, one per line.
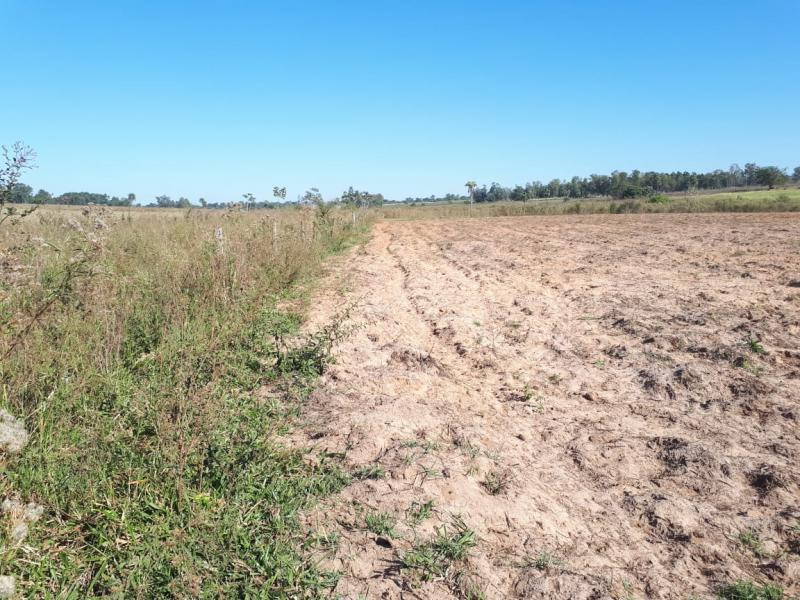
left=4, top=1, right=799, bottom=597
left=297, top=213, right=800, bottom=599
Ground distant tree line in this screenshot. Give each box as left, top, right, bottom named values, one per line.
left=398, top=193, right=468, bottom=205
left=398, top=163, right=798, bottom=205
left=340, top=187, right=384, bottom=207
left=4, top=162, right=797, bottom=207
left=6, top=186, right=138, bottom=206
left=146, top=187, right=387, bottom=209
left=465, top=163, right=796, bottom=203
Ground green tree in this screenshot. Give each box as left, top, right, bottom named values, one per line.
left=302, top=187, right=322, bottom=205
left=792, top=166, right=800, bottom=182
left=155, top=195, right=175, bottom=208
left=546, top=178, right=563, bottom=198
left=487, top=182, right=510, bottom=202
left=510, top=185, right=527, bottom=202
left=57, top=192, right=109, bottom=205
left=273, top=186, right=287, bottom=201
left=340, top=187, right=384, bottom=207
left=341, top=186, right=358, bottom=205
left=728, top=164, right=743, bottom=187
left=9, top=183, right=33, bottom=203
left=242, top=193, right=256, bottom=210
left=34, top=189, right=53, bottom=204
left=744, top=163, right=758, bottom=186
left=754, top=166, right=787, bottom=189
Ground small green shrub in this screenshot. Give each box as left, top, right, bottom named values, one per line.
left=738, top=530, right=766, bottom=557
left=745, top=336, right=766, bottom=354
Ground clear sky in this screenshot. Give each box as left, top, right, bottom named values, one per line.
left=2, top=0, right=798, bottom=203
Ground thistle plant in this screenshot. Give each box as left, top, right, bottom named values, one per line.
left=0, top=142, right=37, bottom=228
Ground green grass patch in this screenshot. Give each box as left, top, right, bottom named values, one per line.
left=401, top=516, right=477, bottom=581
left=745, top=336, right=766, bottom=355
left=1, top=304, right=351, bottom=597
left=717, top=580, right=784, bottom=600
left=352, top=464, right=386, bottom=480
left=364, top=511, right=397, bottom=538
left=407, top=500, right=434, bottom=525
left=738, top=530, right=766, bottom=558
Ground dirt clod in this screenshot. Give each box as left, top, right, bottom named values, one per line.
left=748, top=463, right=785, bottom=497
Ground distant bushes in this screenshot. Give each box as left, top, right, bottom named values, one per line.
left=382, top=189, right=800, bottom=220
left=609, top=200, right=643, bottom=213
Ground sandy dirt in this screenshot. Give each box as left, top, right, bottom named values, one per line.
left=296, top=213, right=800, bottom=599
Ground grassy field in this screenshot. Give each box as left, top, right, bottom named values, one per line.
left=381, top=187, right=800, bottom=220
left=0, top=205, right=369, bottom=597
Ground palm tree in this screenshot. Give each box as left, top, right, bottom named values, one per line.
left=465, top=181, right=477, bottom=215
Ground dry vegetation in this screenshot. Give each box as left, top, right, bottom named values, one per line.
left=0, top=204, right=369, bottom=596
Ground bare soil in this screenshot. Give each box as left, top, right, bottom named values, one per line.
left=296, top=213, right=800, bottom=599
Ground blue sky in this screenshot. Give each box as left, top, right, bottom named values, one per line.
left=2, top=1, right=798, bottom=203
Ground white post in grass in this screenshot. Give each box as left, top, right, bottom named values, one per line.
left=214, top=227, right=224, bottom=256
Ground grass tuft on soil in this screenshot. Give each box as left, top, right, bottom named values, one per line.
left=401, top=516, right=477, bottom=581
left=717, top=580, right=784, bottom=600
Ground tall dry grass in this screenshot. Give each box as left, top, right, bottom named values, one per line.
left=0, top=205, right=369, bottom=597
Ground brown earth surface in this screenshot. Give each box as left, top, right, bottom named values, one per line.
left=295, top=213, right=800, bottom=599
